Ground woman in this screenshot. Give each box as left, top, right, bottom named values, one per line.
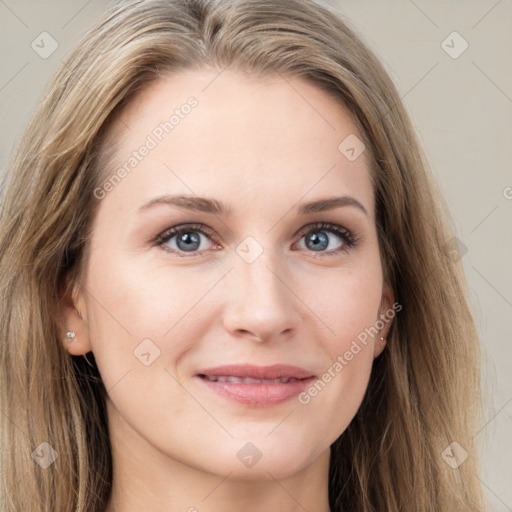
left=0, top=0, right=486, bottom=510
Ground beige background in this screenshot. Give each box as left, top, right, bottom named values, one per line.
left=1, top=1, right=511, bottom=509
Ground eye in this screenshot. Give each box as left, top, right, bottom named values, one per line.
left=154, top=223, right=218, bottom=256
left=153, top=221, right=359, bottom=258
left=294, top=222, right=358, bottom=255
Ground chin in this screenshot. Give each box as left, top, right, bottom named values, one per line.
left=192, top=437, right=318, bottom=480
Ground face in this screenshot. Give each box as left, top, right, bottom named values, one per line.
left=62, top=68, right=393, bottom=481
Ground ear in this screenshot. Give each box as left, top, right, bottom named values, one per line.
left=374, top=282, right=396, bottom=358
left=57, top=271, right=92, bottom=356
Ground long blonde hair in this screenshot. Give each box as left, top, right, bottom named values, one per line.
left=0, top=0, right=487, bottom=510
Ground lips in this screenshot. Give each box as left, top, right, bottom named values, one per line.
left=195, top=364, right=316, bottom=407
left=202, top=375, right=300, bottom=384
left=195, top=364, right=315, bottom=381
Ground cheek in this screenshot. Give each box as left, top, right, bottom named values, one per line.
left=294, top=262, right=383, bottom=418
left=299, top=261, right=383, bottom=348
left=83, top=248, right=221, bottom=381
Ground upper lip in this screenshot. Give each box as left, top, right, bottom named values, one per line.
left=196, top=364, right=315, bottom=380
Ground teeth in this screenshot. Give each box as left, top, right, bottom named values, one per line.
left=203, top=375, right=299, bottom=384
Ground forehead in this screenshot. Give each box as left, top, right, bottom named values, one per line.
left=99, top=67, right=374, bottom=218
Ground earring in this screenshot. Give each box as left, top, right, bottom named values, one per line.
left=64, top=331, right=94, bottom=368
left=380, top=336, right=386, bottom=342
left=65, top=331, right=76, bottom=343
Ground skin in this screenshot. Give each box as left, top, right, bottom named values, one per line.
left=60, top=68, right=394, bottom=512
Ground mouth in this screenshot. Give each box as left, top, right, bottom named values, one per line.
left=194, top=364, right=316, bottom=407
left=198, top=375, right=303, bottom=384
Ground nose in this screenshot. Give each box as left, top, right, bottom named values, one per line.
left=222, top=250, right=302, bottom=343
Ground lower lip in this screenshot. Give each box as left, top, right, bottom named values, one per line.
left=195, top=376, right=315, bottom=407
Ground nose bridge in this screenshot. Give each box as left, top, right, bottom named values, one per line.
left=239, top=248, right=284, bottom=301
left=223, top=239, right=301, bottom=340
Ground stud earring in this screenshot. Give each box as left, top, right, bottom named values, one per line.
left=380, top=336, right=386, bottom=342
left=64, top=332, right=96, bottom=370
left=65, top=331, right=76, bottom=343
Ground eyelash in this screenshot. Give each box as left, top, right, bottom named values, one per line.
left=152, top=221, right=359, bottom=258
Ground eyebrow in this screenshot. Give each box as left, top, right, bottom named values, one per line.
left=137, top=194, right=368, bottom=217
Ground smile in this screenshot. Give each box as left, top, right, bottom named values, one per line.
left=199, top=375, right=302, bottom=384
left=194, top=364, right=316, bottom=407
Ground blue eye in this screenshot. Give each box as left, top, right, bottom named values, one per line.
left=154, top=222, right=358, bottom=257
left=155, top=223, right=216, bottom=255
left=295, top=222, right=358, bottom=254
